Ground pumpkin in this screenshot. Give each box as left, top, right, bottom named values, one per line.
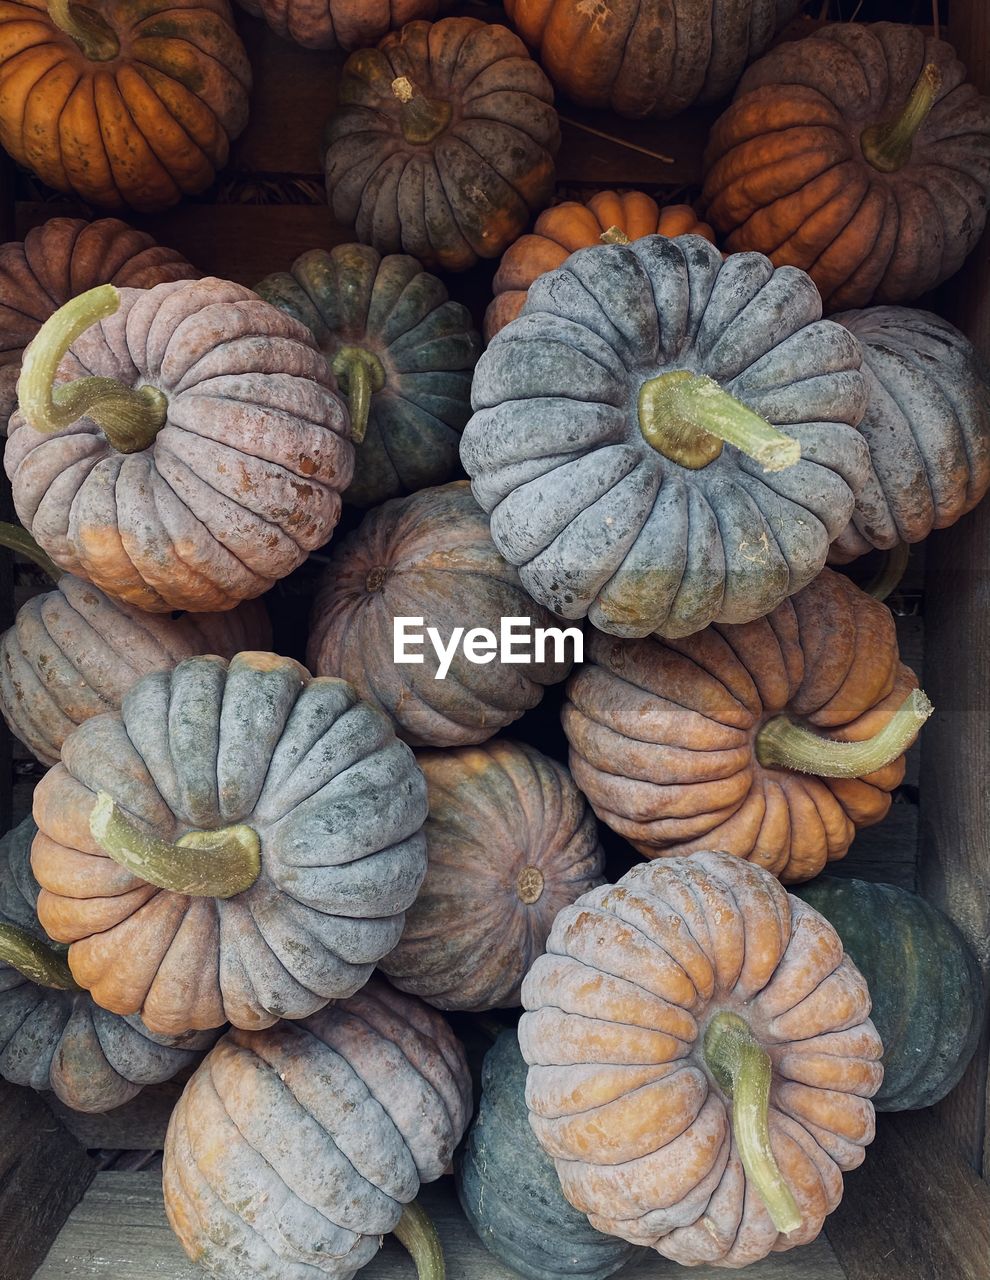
left=163, top=979, right=471, bottom=1280
left=701, top=22, right=990, bottom=310
left=0, top=1, right=251, bottom=212
left=0, top=815, right=217, bottom=1112
left=5, top=278, right=355, bottom=613
left=380, top=740, right=604, bottom=1011
left=29, top=651, right=429, bottom=1035
left=456, top=1028, right=636, bottom=1280
left=255, top=244, right=480, bottom=508
left=829, top=307, right=990, bottom=561
left=236, top=0, right=446, bottom=51
left=519, top=850, right=884, bottom=1267
left=504, top=0, right=806, bottom=120
left=307, top=482, right=577, bottom=747
left=324, top=18, right=560, bottom=273
left=795, top=877, right=983, bottom=1112
left=484, top=191, right=716, bottom=342
left=0, top=216, right=198, bottom=435
left=462, top=234, right=870, bottom=639
left=563, top=568, right=932, bottom=883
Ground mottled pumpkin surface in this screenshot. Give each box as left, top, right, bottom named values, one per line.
left=164, top=979, right=471, bottom=1279
left=830, top=307, right=990, bottom=559
left=520, top=852, right=883, bottom=1267
left=30, top=652, right=429, bottom=1035
left=307, top=482, right=575, bottom=747
left=237, top=0, right=446, bottom=50
left=563, top=569, right=918, bottom=882
left=6, top=278, right=354, bottom=613
left=0, top=815, right=216, bottom=1112
left=703, top=22, right=990, bottom=309
left=463, top=235, right=870, bottom=639
left=0, top=0, right=251, bottom=212
left=256, top=244, right=480, bottom=507
left=325, top=17, right=560, bottom=271
left=0, top=217, right=198, bottom=433
left=381, top=740, right=604, bottom=1010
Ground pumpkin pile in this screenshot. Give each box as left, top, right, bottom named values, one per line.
left=0, top=3, right=986, bottom=1278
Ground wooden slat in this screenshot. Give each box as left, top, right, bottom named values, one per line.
left=44, top=1082, right=184, bottom=1154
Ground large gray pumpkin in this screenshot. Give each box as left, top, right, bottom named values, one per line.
left=462, top=234, right=871, bottom=639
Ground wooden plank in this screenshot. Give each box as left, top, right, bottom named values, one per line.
left=827, top=796, right=919, bottom=891
left=44, top=1082, right=184, bottom=1155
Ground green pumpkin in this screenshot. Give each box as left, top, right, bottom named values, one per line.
left=795, top=877, right=984, bottom=1111
left=456, top=1029, right=636, bottom=1280
left=255, top=244, right=480, bottom=507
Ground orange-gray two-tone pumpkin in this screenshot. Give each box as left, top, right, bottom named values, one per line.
left=236, top=0, right=447, bottom=50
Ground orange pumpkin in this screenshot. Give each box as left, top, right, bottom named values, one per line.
left=0, top=1, right=251, bottom=212
left=235, top=0, right=447, bottom=50
left=484, top=191, right=715, bottom=341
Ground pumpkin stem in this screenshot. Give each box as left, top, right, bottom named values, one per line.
left=393, top=1199, right=446, bottom=1280
left=89, top=791, right=262, bottom=899
left=391, top=76, right=453, bottom=145
left=861, top=63, right=941, bottom=173
left=703, top=1011, right=802, bottom=1236
left=0, top=923, right=81, bottom=992
left=46, top=1, right=120, bottom=61
left=0, top=521, right=63, bottom=580
left=18, top=285, right=168, bottom=454
left=600, top=225, right=632, bottom=245
left=331, top=346, right=386, bottom=445
left=638, top=370, right=799, bottom=472
left=864, top=540, right=910, bottom=603
left=756, top=687, right=933, bottom=779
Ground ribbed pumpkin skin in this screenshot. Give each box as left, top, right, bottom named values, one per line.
left=255, top=244, right=480, bottom=507
left=164, top=980, right=472, bottom=1280
left=307, top=482, right=575, bottom=748
left=462, top=235, right=870, bottom=639
left=0, top=816, right=217, bottom=1112
left=484, top=191, right=716, bottom=341
left=381, top=740, right=604, bottom=1011
left=5, top=278, right=354, bottom=614
left=520, top=852, right=883, bottom=1267
left=30, top=653, right=429, bottom=1035
left=0, top=217, right=198, bottom=433
left=702, top=23, right=990, bottom=310
left=563, top=569, right=916, bottom=883
left=456, top=1029, right=636, bottom=1280
left=236, top=0, right=445, bottom=50
left=0, top=1, right=251, bottom=212
left=324, top=18, right=560, bottom=272
left=830, top=307, right=990, bottom=560
left=795, top=877, right=983, bottom=1112
left=0, top=576, right=270, bottom=767
left=504, top=0, right=805, bottom=119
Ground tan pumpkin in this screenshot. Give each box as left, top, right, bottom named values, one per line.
left=236, top=0, right=447, bottom=50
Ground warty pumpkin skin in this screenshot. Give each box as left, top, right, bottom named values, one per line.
left=563, top=568, right=931, bottom=883
left=519, top=851, right=884, bottom=1267
left=0, top=1, right=251, bottom=212
left=0, top=216, right=198, bottom=434
left=163, top=979, right=472, bottom=1280
left=236, top=0, right=446, bottom=50
left=307, top=482, right=576, bottom=748
left=29, top=652, right=429, bottom=1035
left=324, top=18, right=560, bottom=272
left=484, top=191, right=716, bottom=342
left=462, top=234, right=870, bottom=639
left=255, top=244, right=480, bottom=508
left=829, top=307, right=990, bottom=560
left=0, top=816, right=217, bottom=1112
left=702, top=22, right=990, bottom=310
left=5, top=278, right=354, bottom=613
left=380, top=740, right=604, bottom=1011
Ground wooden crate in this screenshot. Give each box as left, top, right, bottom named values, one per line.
left=1, top=3, right=989, bottom=1279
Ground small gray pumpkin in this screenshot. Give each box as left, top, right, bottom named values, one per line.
left=0, top=816, right=216, bottom=1112
left=462, top=234, right=871, bottom=639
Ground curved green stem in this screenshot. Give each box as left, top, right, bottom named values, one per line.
left=600, top=225, right=631, bottom=245
left=756, top=687, right=933, bottom=779
left=393, top=1199, right=445, bottom=1280
left=0, top=522, right=62, bottom=580
left=331, top=346, right=386, bottom=445
left=47, top=1, right=120, bottom=60
left=639, top=371, right=799, bottom=473
left=864, top=540, right=910, bottom=603
left=703, top=1011, right=801, bottom=1235
left=391, top=76, right=453, bottom=145
left=0, top=923, right=81, bottom=991
left=18, top=284, right=168, bottom=453
left=861, top=63, right=941, bottom=173
left=89, top=792, right=261, bottom=899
